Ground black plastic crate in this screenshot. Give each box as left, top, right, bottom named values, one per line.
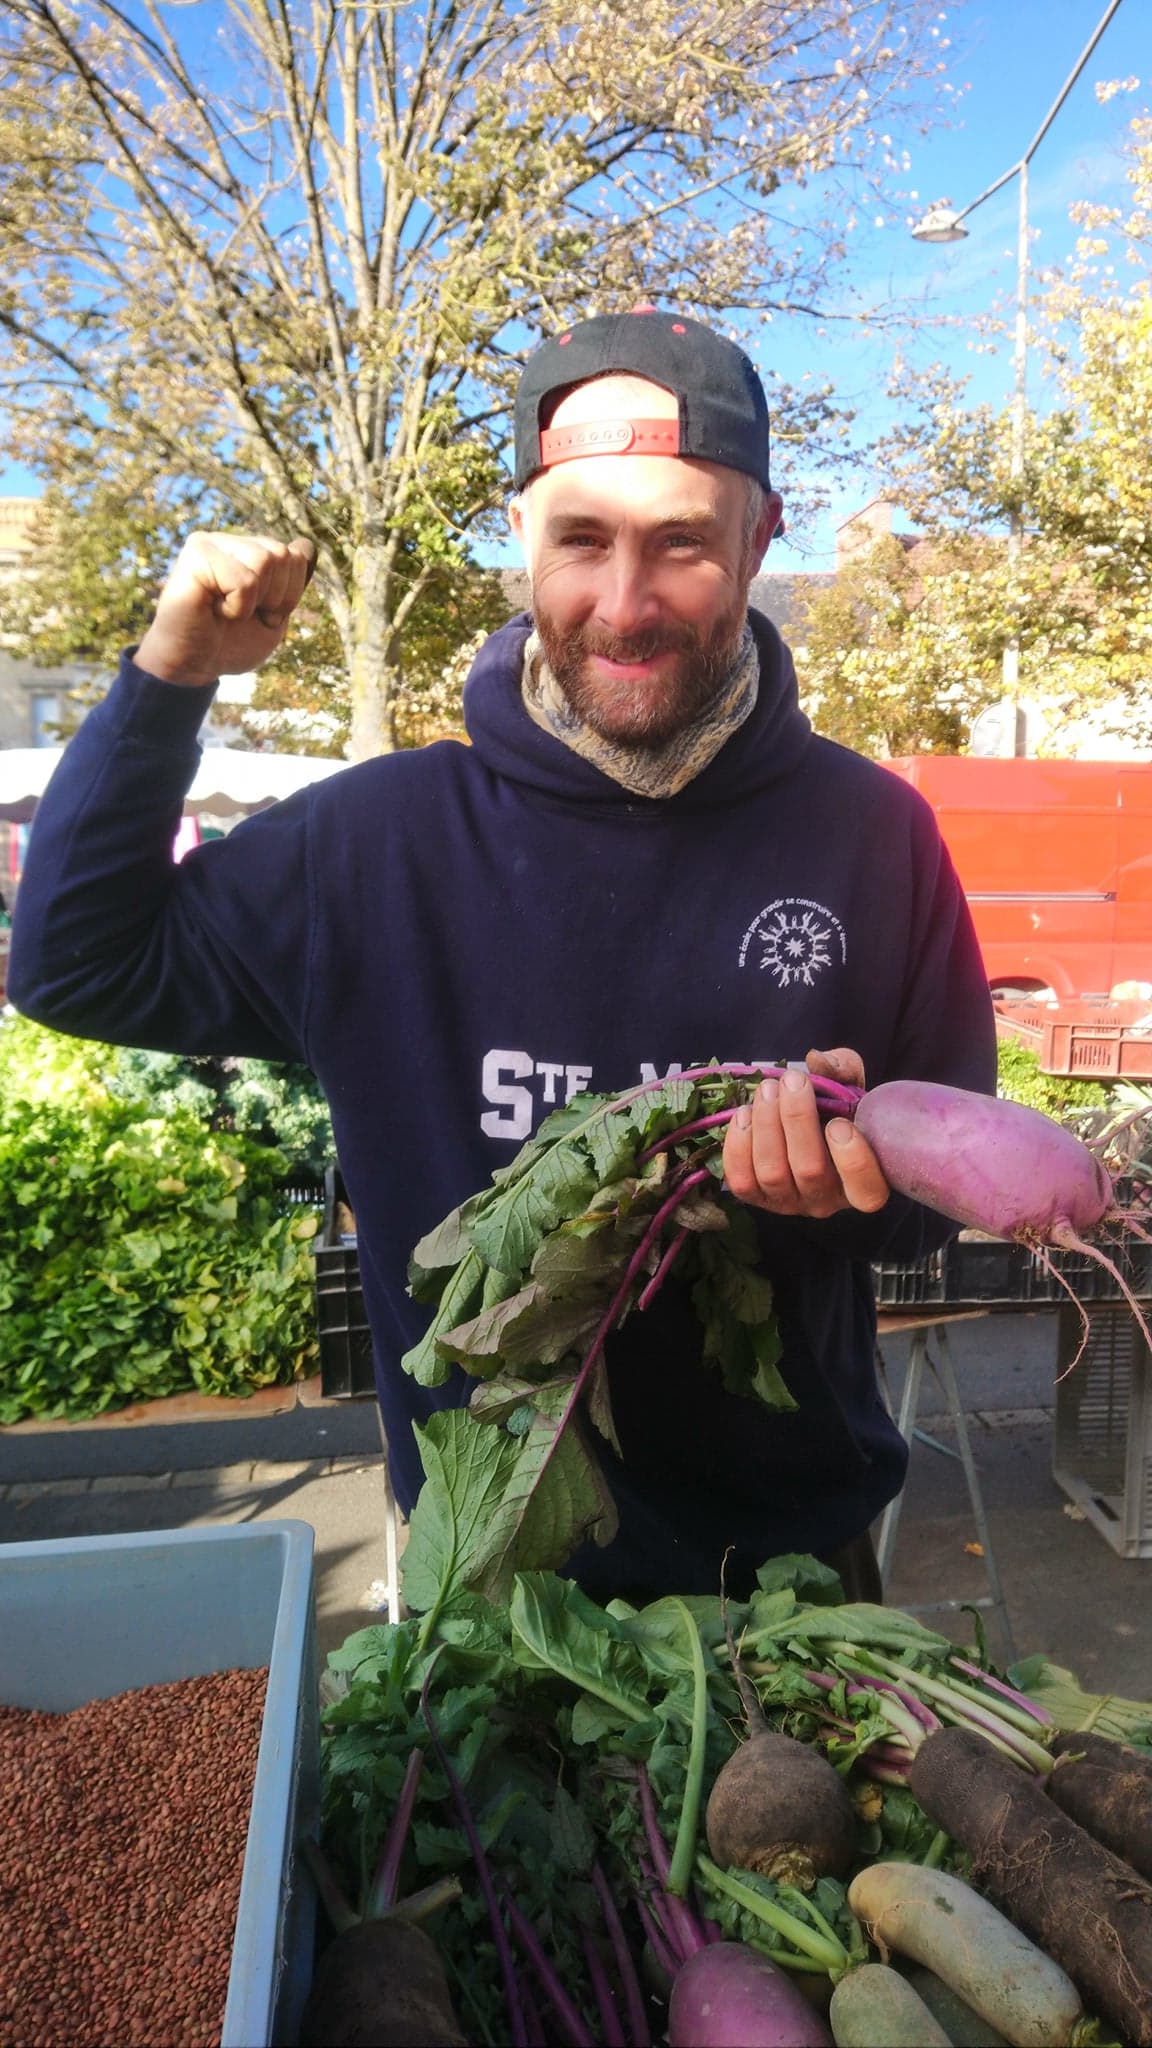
left=313, top=1243, right=376, bottom=1398
left=312, top=1166, right=377, bottom=1398
left=873, top=1218, right=1152, bottom=1312
left=871, top=1237, right=1037, bottom=1310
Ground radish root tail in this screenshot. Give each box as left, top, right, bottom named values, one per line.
left=1027, top=1245, right=1092, bottom=1381
left=1111, top=1208, right=1152, bottom=1249
left=1046, top=1221, right=1152, bottom=1360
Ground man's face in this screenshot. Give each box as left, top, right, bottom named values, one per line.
left=511, top=375, right=778, bottom=746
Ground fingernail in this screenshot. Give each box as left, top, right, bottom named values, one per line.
left=734, top=1105, right=752, bottom=1130
left=781, top=1067, right=807, bottom=1093
left=759, top=1077, right=779, bottom=1102
left=826, top=1118, right=853, bottom=1147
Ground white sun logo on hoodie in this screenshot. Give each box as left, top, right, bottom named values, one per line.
left=737, top=896, right=847, bottom=981
left=759, top=908, right=834, bottom=987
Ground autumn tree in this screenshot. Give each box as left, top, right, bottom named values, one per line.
left=1, top=0, right=953, bottom=756
left=794, top=529, right=1005, bottom=756
left=828, top=106, right=1152, bottom=758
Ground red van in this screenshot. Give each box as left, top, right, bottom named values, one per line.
left=882, top=756, right=1152, bottom=1001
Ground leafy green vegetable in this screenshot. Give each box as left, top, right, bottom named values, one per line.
left=509, top=1574, right=653, bottom=1726
left=401, top=1068, right=801, bottom=1607
left=0, top=1015, right=318, bottom=1420
left=402, top=1408, right=618, bottom=1627
left=1007, top=1656, right=1152, bottom=1747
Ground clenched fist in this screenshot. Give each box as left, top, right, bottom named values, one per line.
left=135, top=531, right=318, bottom=687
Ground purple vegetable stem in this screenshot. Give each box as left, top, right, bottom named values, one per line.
left=591, top=1862, right=651, bottom=2048
left=420, top=1674, right=528, bottom=2048
left=503, top=1890, right=597, bottom=2048
left=611, top=1062, right=863, bottom=1126
left=638, top=1226, right=690, bottom=1311
left=636, top=1765, right=673, bottom=1885
left=805, top=1665, right=936, bottom=1733
left=635, top=1895, right=680, bottom=1982
left=365, top=1744, right=423, bottom=1916
left=636, top=1111, right=735, bottom=1161
left=637, top=1771, right=708, bottom=1960
left=635, top=1077, right=863, bottom=1165
left=518, top=1977, right=548, bottom=2048
left=862, top=1757, right=910, bottom=1786
left=581, top=1928, right=627, bottom=2048
left=520, top=1171, right=716, bottom=1521
left=949, top=1658, right=1054, bottom=1726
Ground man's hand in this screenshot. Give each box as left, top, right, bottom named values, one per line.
left=722, top=1047, right=890, bottom=1218
left=135, top=531, right=318, bottom=687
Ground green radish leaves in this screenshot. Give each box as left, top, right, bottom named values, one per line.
left=400, top=1069, right=793, bottom=1606
left=402, top=1406, right=618, bottom=1623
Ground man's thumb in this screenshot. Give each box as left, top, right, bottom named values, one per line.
left=289, top=536, right=318, bottom=586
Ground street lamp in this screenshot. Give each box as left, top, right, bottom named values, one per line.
left=910, top=0, right=1125, bottom=756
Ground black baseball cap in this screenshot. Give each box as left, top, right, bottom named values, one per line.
left=514, top=308, right=774, bottom=494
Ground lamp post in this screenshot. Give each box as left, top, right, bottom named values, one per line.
left=911, top=0, right=1125, bottom=757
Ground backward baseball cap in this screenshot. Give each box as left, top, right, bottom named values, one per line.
left=513, top=308, right=774, bottom=495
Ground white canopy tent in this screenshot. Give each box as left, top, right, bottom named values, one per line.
left=0, top=743, right=346, bottom=823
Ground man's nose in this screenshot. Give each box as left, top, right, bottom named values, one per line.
left=595, top=549, right=660, bottom=637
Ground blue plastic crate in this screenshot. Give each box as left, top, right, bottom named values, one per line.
left=1, top=1522, right=318, bottom=2048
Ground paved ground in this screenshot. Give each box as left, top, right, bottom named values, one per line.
left=2, top=1307, right=1150, bottom=1695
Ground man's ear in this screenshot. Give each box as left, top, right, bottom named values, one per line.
left=509, top=490, right=532, bottom=571
left=749, top=491, right=784, bottom=571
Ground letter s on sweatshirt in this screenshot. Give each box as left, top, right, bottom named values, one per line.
left=480, top=1048, right=534, bottom=1138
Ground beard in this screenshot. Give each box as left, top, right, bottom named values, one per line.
left=533, top=592, right=749, bottom=746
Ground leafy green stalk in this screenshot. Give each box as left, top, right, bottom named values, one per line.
left=696, top=1856, right=850, bottom=1974
left=666, top=1600, right=710, bottom=1899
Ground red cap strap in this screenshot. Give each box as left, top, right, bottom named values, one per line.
left=538, top=417, right=681, bottom=467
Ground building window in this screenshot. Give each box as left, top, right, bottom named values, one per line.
left=31, top=693, right=59, bottom=747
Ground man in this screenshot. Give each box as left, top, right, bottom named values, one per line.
left=9, top=310, right=996, bottom=1601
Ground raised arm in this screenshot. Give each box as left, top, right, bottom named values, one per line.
left=8, top=534, right=323, bottom=1061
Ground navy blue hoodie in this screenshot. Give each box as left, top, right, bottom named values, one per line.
left=9, top=609, right=996, bottom=1597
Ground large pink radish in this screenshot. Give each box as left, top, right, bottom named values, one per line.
left=852, top=1079, right=1152, bottom=1366
left=852, top=1080, right=1113, bottom=1244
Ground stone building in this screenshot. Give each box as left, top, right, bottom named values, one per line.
left=0, top=498, right=95, bottom=750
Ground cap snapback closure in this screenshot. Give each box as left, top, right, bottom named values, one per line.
left=538, top=416, right=681, bottom=467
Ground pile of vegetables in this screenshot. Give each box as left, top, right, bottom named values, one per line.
left=305, top=1069, right=1152, bottom=2046
left=311, top=1497, right=1152, bottom=2047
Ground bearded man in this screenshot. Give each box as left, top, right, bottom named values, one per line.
left=9, top=310, right=995, bottom=1603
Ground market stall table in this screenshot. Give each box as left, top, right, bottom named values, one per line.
left=874, top=1307, right=1017, bottom=1661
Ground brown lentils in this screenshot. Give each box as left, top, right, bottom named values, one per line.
left=0, top=1667, right=268, bottom=2048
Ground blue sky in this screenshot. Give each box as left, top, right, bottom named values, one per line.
left=760, top=0, right=1149, bottom=572
left=2, top=0, right=1145, bottom=579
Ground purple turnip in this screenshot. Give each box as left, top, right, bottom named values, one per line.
left=667, top=1942, right=834, bottom=2048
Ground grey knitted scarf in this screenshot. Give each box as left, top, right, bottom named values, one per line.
left=520, top=623, right=759, bottom=799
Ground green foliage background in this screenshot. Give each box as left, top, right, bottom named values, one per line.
left=995, top=1035, right=1111, bottom=1117
left=0, top=1017, right=331, bottom=1423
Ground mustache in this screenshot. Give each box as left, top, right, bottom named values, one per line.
left=577, top=625, right=698, bottom=662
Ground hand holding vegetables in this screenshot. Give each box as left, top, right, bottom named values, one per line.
left=721, top=1049, right=889, bottom=1219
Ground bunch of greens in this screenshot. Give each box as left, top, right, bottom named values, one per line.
left=0, top=1014, right=318, bottom=1419
left=401, top=1064, right=861, bottom=1595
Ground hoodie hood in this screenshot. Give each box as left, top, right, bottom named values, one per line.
left=462, top=606, right=811, bottom=807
